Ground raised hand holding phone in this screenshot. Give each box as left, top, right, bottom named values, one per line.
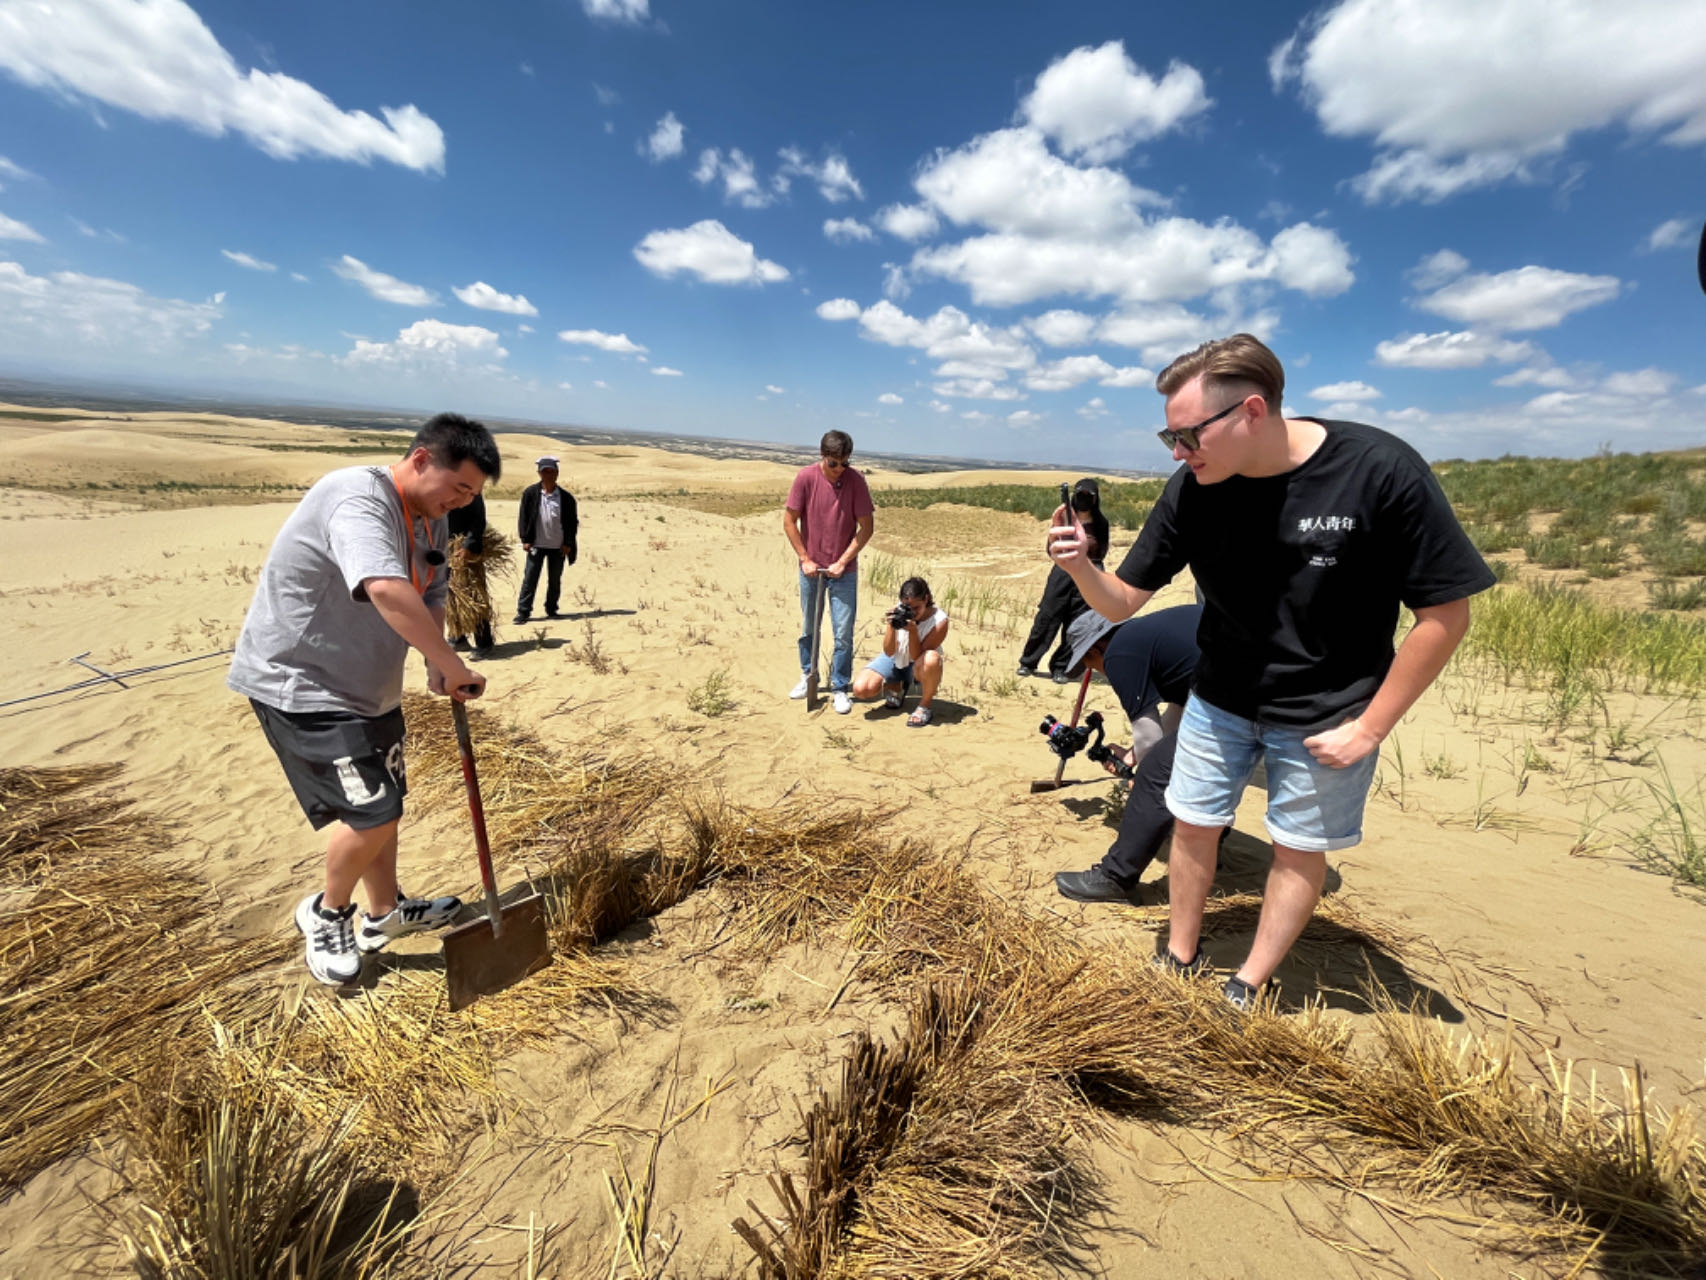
left=1047, top=480, right=1089, bottom=571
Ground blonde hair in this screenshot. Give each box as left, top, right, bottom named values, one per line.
left=1155, top=333, right=1284, bottom=411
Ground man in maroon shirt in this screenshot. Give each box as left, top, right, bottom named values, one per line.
left=783, top=430, right=875, bottom=714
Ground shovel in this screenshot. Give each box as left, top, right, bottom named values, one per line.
left=804, top=571, right=829, bottom=712
left=442, top=696, right=552, bottom=1011
left=1030, top=668, right=1094, bottom=793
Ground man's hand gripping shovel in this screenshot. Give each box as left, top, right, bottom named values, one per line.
left=804, top=570, right=829, bottom=713
left=442, top=690, right=552, bottom=1011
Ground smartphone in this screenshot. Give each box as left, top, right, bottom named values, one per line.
left=1057, top=482, right=1072, bottom=527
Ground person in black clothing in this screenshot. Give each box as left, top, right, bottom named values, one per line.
left=1018, top=478, right=1110, bottom=683
left=1048, top=334, right=1494, bottom=1010
left=514, top=455, right=578, bottom=624
left=446, top=493, right=495, bottom=656
left=1052, top=605, right=1203, bottom=906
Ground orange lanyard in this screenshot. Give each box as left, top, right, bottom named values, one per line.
left=387, top=465, right=438, bottom=598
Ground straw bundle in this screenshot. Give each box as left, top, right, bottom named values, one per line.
left=444, top=527, right=513, bottom=643
left=0, top=765, right=290, bottom=1194
left=117, top=1019, right=424, bottom=1280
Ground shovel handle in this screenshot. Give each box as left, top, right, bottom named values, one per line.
left=451, top=697, right=504, bottom=938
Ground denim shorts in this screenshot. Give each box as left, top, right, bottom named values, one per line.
left=865, top=650, right=943, bottom=686
left=1164, top=696, right=1380, bottom=853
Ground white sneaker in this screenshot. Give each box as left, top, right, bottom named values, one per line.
left=294, top=892, right=361, bottom=986
left=833, top=691, right=852, bottom=714
left=788, top=675, right=812, bottom=700
left=356, top=888, right=463, bottom=953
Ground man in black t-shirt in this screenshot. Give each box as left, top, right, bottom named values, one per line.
left=1047, top=334, right=1494, bottom=1011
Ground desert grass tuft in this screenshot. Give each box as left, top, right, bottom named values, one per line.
left=0, top=765, right=290, bottom=1194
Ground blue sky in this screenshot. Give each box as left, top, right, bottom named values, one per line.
left=0, top=0, right=1702, bottom=467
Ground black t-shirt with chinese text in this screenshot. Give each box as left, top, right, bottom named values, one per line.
left=1116, top=419, right=1495, bottom=730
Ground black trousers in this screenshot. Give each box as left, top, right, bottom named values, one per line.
left=1019, top=565, right=1090, bottom=674
left=515, top=547, right=565, bottom=619
left=1098, top=732, right=1177, bottom=887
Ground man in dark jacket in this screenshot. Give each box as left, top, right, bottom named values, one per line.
left=1018, top=478, right=1110, bottom=682
left=514, top=455, right=578, bottom=624
left=447, top=493, right=495, bottom=656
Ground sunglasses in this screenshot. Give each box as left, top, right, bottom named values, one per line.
left=1156, top=400, right=1241, bottom=453
left=822, top=455, right=851, bottom=470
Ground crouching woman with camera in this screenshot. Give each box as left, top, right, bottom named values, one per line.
left=850, top=577, right=950, bottom=727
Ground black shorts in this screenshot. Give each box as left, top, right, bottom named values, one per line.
left=251, top=700, right=408, bottom=831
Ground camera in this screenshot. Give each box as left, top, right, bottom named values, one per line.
left=888, top=601, right=916, bottom=628
left=1038, top=710, right=1106, bottom=760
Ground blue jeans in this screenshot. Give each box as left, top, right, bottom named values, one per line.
left=1164, top=696, right=1381, bottom=853
left=798, top=570, right=857, bottom=692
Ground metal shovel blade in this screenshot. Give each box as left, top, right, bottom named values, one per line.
left=442, top=892, right=551, bottom=1011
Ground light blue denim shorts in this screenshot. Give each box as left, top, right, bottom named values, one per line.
left=1164, top=696, right=1381, bottom=853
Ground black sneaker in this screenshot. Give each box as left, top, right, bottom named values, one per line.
left=1016, top=664, right=1037, bottom=677
left=512, top=615, right=530, bottom=625
left=545, top=609, right=562, bottom=619
left=294, top=892, right=361, bottom=986
left=1152, top=944, right=1210, bottom=978
left=1223, top=975, right=1268, bottom=1011
left=1052, top=671, right=1072, bottom=684
left=1055, top=866, right=1144, bottom=905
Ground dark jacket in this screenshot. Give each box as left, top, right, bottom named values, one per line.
left=1073, top=477, right=1111, bottom=562
left=446, top=494, right=487, bottom=554
left=517, top=482, right=578, bottom=560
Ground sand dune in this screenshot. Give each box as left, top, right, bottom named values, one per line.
left=1, top=408, right=1701, bottom=1276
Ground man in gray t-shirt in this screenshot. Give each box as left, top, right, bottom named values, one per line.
left=230, top=413, right=502, bottom=987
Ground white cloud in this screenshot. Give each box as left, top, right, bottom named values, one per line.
left=961, top=410, right=993, bottom=423
left=1273, top=0, right=1706, bottom=204
left=1096, top=304, right=1239, bottom=365
left=333, top=255, right=438, bottom=306
left=1492, top=365, right=1578, bottom=389
left=517, top=323, right=533, bottom=334
left=915, top=126, right=1163, bottom=240
left=0, top=211, right=44, bottom=243
left=71, top=216, right=125, bottom=243
left=557, top=328, right=647, bottom=354
left=1310, top=380, right=1381, bottom=401
left=877, top=392, right=903, bottom=405
left=1077, top=396, right=1110, bottom=420
left=0, top=0, right=444, bottom=172
left=875, top=203, right=939, bottom=241
left=643, top=111, right=684, bottom=162
left=593, top=83, right=621, bottom=107
left=558, top=380, right=573, bottom=390
left=453, top=280, right=538, bottom=316
left=582, top=0, right=649, bottom=24
left=0, top=155, right=35, bottom=184
left=1375, top=329, right=1538, bottom=368
left=221, top=249, right=275, bottom=272
left=823, top=217, right=874, bottom=244
left=816, top=297, right=862, bottom=321
left=652, top=365, right=683, bottom=376
left=1268, top=223, right=1356, bottom=295
left=1021, top=40, right=1211, bottom=162
left=1601, top=367, right=1676, bottom=397
left=1415, top=264, right=1620, bottom=331
left=928, top=399, right=952, bottom=414
left=290, top=271, right=309, bottom=283
left=1025, top=354, right=1149, bottom=393
left=593, top=379, right=608, bottom=388
left=0, top=258, right=220, bottom=351
left=1641, top=217, right=1695, bottom=253
left=881, top=263, right=909, bottom=301
left=634, top=220, right=788, bottom=285
left=1007, top=409, right=1043, bottom=428
left=765, top=383, right=785, bottom=394
left=1406, top=249, right=1470, bottom=290
left=344, top=318, right=506, bottom=370
left=690, top=148, right=771, bottom=208
left=1024, top=309, right=1097, bottom=347
left=778, top=147, right=863, bottom=202
left=520, top=62, right=535, bottom=77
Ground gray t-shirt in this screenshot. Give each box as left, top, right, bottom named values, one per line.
left=229, top=465, right=448, bottom=716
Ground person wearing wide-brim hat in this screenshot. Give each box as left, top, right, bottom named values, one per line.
left=514, top=455, right=578, bottom=624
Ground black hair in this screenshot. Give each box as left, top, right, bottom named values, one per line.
left=820, top=429, right=854, bottom=459
left=898, top=576, right=932, bottom=606
left=410, top=412, right=502, bottom=480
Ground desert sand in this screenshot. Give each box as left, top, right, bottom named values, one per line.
left=1, top=405, right=1702, bottom=1277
